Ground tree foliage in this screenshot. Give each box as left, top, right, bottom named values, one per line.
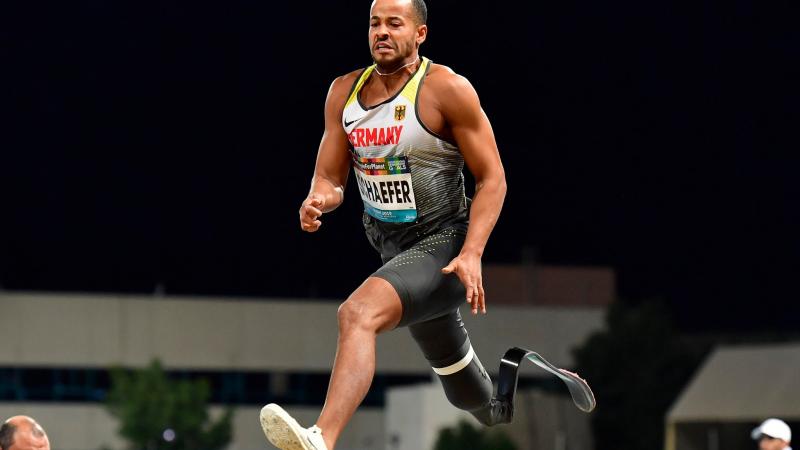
left=105, top=359, right=233, bottom=450
left=573, top=300, right=707, bottom=450
left=433, top=420, right=517, bottom=450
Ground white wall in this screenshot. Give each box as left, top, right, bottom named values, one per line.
left=385, top=383, right=595, bottom=450
left=0, top=403, right=384, bottom=450
left=0, top=291, right=605, bottom=449
left=385, top=383, right=473, bottom=450
left=0, top=292, right=604, bottom=372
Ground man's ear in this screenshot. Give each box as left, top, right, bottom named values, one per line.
left=416, top=24, right=428, bottom=48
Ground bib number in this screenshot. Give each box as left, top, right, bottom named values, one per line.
left=352, top=155, right=417, bottom=223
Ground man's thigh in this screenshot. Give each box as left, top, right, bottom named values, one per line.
left=371, top=228, right=467, bottom=327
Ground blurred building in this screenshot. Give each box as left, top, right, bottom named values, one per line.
left=483, top=264, right=615, bottom=307
left=0, top=264, right=613, bottom=450
left=665, top=342, right=800, bottom=450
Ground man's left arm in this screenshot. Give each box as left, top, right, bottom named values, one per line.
left=439, top=74, right=507, bottom=315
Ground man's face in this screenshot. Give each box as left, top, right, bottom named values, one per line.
left=369, top=0, right=426, bottom=66
left=6, top=417, right=50, bottom=450
left=758, top=435, right=788, bottom=450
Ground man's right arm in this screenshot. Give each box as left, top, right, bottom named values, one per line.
left=299, top=75, right=354, bottom=233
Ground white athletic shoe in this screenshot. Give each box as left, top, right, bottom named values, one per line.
left=259, top=403, right=328, bottom=450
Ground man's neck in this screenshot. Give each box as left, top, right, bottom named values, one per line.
left=371, top=55, right=420, bottom=92
left=375, top=54, right=419, bottom=75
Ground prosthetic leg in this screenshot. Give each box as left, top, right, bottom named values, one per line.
left=410, top=312, right=596, bottom=427
left=497, top=347, right=596, bottom=413
left=409, top=311, right=510, bottom=426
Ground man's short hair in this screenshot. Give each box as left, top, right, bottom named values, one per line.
left=411, top=0, right=427, bottom=24
left=0, top=422, right=16, bottom=450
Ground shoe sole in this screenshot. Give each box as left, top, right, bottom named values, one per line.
left=259, top=404, right=314, bottom=450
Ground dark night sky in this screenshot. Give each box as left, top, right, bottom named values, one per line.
left=2, top=1, right=798, bottom=332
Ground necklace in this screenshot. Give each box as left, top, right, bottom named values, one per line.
left=374, top=57, right=419, bottom=76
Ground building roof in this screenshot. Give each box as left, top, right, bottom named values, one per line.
left=483, top=264, right=615, bottom=306
left=667, top=342, right=800, bottom=422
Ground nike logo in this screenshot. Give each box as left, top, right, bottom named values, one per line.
left=344, top=116, right=364, bottom=127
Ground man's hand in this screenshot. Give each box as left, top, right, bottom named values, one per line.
left=442, top=252, right=486, bottom=315
left=299, top=193, right=326, bottom=232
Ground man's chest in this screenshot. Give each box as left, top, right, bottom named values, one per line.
left=357, top=82, right=453, bottom=143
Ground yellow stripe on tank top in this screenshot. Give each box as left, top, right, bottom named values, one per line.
left=345, top=57, right=429, bottom=108
left=345, top=66, right=376, bottom=108
left=400, top=57, right=429, bottom=103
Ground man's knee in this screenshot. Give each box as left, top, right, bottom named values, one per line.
left=337, top=278, right=402, bottom=334
left=337, top=297, right=398, bottom=334
left=337, top=300, right=369, bottom=332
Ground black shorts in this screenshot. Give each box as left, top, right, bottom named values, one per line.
left=371, top=226, right=468, bottom=328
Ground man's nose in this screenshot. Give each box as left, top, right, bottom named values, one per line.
left=373, top=24, right=389, bottom=38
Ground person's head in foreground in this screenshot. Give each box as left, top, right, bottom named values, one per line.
left=0, top=416, right=50, bottom=450
left=752, top=418, right=792, bottom=450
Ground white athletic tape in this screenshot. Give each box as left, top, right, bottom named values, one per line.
left=432, top=345, right=475, bottom=376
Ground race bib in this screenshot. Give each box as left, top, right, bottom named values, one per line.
left=352, top=155, right=417, bottom=223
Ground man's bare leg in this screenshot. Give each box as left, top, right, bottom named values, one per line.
left=315, top=277, right=402, bottom=449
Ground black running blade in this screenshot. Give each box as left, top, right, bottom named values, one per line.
left=497, top=347, right=596, bottom=413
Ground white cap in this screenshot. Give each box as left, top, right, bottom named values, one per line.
left=752, top=418, right=792, bottom=442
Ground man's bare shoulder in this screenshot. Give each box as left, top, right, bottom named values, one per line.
left=329, top=68, right=366, bottom=99
left=425, top=63, right=480, bottom=110
left=425, top=63, right=476, bottom=97
left=324, top=69, right=366, bottom=117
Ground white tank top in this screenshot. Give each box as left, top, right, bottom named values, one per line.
left=342, top=57, right=468, bottom=229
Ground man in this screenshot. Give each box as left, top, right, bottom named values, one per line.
left=260, top=0, right=561, bottom=448
left=0, top=416, right=50, bottom=450
left=752, top=418, right=792, bottom=450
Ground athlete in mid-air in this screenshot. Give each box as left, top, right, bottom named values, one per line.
left=260, top=1, right=593, bottom=449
